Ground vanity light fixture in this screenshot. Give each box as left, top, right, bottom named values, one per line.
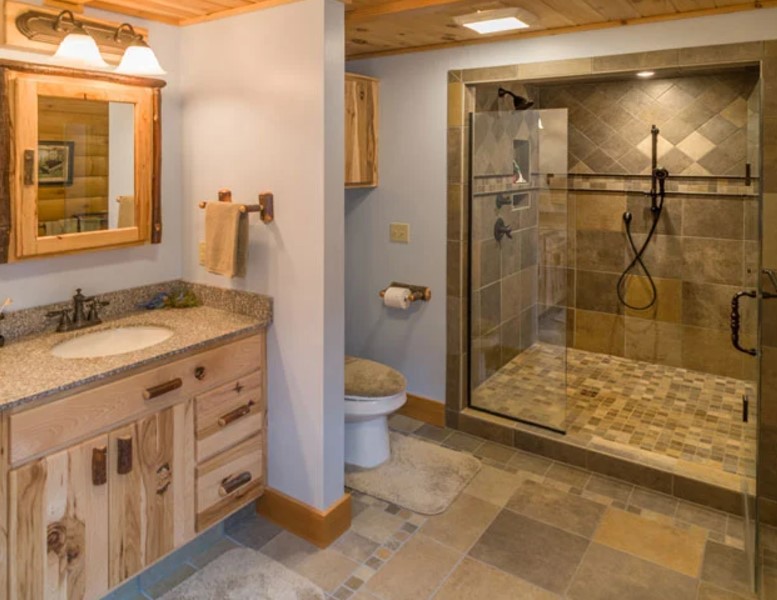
left=637, top=71, right=656, bottom=78
left=15, top=9, right=164, bottom=75
left=114, top=23, right=166, bottom=76
left=51, top=10, right=108, bottom=69
left=454, top=8, right=534, bottom=35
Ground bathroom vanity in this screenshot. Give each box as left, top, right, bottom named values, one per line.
left=0, top=297, right=270, bottom=600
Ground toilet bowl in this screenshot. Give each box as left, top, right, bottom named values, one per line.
left=345, top=356, right=407, bottom=468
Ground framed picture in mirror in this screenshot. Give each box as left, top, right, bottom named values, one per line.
left=37, top=140, right=74, bottom=186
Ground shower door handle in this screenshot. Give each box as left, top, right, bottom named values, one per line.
left=731, top=290, right=757, bottom=356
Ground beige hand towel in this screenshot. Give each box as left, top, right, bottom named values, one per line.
left=204, top=203, right=248, bottom=278
left=117, top=196, right=136, bottom=228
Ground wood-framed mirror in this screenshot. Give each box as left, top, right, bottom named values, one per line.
left=0, top=60, right=165, bottom=261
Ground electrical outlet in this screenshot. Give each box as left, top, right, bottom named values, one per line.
left=390, top=222, right=410, bottom=243
left=198, top=242, right=206, bottom=265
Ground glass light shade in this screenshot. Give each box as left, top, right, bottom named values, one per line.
left=115, top=45, right=166, bottom=76
left=54, top=33, right=108, bottom=68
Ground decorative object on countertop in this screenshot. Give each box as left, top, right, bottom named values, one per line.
left=46, top=288, right=109, bottom=333
left=138, top=288, right=200, bottom=310
left=379, top=282, right=431, bottom=310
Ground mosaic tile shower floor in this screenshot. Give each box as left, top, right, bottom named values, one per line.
left=472, top=343, right=756, bottom=482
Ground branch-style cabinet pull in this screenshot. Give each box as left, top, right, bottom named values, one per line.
left=219, top=472, right=252, bottom=497
left=143, top=378, right=183, bottom=400
left=117, top=436, right=133, bottom=475
left=23, top=150, right=35, bottom=186
left=92, top=446, right=107, bottom=486
left=218, top=401, right=255, bottom=428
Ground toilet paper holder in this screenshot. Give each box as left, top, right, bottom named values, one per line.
left=379, top=282, right=432, bottom=303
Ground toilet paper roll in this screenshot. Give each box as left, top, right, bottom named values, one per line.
left=383, top=286, right=412, bottom=310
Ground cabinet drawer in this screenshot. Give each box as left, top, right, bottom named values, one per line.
left=196, top=434, right=264, bottom=531
left=11, top=334, right=264, bottom=465
left=196, top=370, right=264, bottom=463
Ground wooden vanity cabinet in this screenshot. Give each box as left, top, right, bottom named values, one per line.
left=2, top=332, right=267, bottom=600
left=345, top=73, right=379, bottom=188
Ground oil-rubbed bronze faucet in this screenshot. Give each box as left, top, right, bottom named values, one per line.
left=47, top=289, right=110, bottom=333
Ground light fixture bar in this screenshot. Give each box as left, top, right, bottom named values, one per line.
left=16, top=9, right=148, bottom=55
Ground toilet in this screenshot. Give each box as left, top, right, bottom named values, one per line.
left=344, top=356, right=407, bottom=468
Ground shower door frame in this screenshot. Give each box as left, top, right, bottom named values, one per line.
left=446, top=41, right=777, bottom=597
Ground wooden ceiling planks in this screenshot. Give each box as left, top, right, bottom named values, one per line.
left=30, top=0, right=767, bottom=57
left=344, top=0, right=770, bottom=58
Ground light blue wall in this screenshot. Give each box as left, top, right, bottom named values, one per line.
left=346, top=9, right=777, bottom=403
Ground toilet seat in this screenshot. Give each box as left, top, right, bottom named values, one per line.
left=345, top=356, right=407, bottom=400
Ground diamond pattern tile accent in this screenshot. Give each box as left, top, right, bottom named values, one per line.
left=539, top=71, right=759, bottom=177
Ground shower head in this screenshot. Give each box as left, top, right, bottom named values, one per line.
left=498, top=87, right=534, bottom=110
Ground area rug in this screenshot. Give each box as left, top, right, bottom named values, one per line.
left=160, top=548, right=325, bottom=600
left=345, top=432, right=481, bottom=515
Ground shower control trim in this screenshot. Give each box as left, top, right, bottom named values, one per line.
left=494, top=218, right=513, bottom=242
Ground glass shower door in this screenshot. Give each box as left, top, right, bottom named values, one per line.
left=468, top=109, right=569, bottom=432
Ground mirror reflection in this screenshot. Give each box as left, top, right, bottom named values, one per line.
left=37, top=96, right=135, bottom=237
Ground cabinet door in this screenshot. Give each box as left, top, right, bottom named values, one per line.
left=9, top=435, right=109, bottom=600
left=345, top=75, right=378, bottom=188
left=108, top=401, right=194, bottom=586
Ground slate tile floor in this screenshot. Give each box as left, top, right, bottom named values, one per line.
left=105, top=415, right=765, bottom=600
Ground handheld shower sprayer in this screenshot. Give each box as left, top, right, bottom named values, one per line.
left=616, top=125, right=669, bottom=311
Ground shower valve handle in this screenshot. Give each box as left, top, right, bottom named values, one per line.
left=494, top=218, right=513, bottom=242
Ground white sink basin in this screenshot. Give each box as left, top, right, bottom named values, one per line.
left=51, top=326, right=174, bottom=359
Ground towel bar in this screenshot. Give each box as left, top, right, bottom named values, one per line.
left=198, top=189, right=274, bottom=224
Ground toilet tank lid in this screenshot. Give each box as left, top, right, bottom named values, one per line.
left=345, top=356, right=407, bottom=399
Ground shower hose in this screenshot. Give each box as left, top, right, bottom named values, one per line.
left=616, top=168, right=669, bottom=311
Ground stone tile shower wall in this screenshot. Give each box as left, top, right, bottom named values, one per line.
left=469, top=88, right=542, bottom=389
left=536, top=71, right=761, bottom=381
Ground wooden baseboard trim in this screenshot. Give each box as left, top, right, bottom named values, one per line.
left=256, top=488, right=351, bottom=548
left=398, top=393, right=445, bottom=427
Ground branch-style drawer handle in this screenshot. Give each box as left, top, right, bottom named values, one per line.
left=117, top=436, right=133, bottom=475
left=218, top=401, right=255, bottom=428
left=219, top=471, right=252, bottom=497
left=92, top=446, right=107, bottom=486
left=143, top=377, right=182, bottom=400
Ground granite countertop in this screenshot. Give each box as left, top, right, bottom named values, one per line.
left=0, top=305, right=267, bottom=412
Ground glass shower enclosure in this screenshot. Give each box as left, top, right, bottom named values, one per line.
left=468, top=108, right=569, bottom=432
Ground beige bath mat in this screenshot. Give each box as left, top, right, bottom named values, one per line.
left=160, top=548, right=325, bottom=600
left=345, top=433, right=481, bottom=515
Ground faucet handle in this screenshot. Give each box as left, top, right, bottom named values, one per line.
left=87, top=298, right=109, bottom=323
left=46, top=309, right=72, bottom=332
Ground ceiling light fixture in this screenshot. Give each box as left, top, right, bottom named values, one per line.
left=52, top=11, right=108, bottom=69
left=637, top=71, right=656, bottom=78
left=454, top=8, right=535, bottom=35
left=114, top=23, right=166, bottom=76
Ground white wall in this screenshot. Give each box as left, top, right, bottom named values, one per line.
left=180, top=0, right=345, bottom=510
left=0, top=10, right=183, bottom=310
left=345, top=9, right=777, bottom=403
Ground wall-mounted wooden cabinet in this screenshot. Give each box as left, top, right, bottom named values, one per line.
left=345, top=73, right=378, bottom=189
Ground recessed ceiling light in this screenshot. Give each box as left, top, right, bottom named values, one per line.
left=637, top=71, right=656, bottom=78
left=454, top=8, right=535, bottom=35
